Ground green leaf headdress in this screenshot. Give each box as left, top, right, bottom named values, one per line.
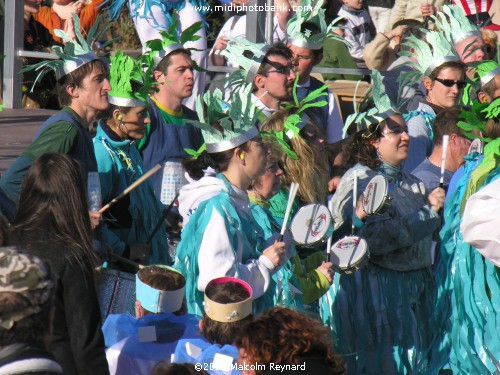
left=343, top=70, right=401, bottom=136
left=474, top=60, right=500, bottom=90
left=219, top=38, right=271, bottom=83
left=145, top=12, right=203, bottom=68
left=187, top=83, right=260, bottom=153
left=108, top=51, right=155, bottom=107
left=20, top=14, right=113, bottom=87
left=457, top=99, right=500, bottom=143
left=260, top=73, right=328, bottom=159
left=287, top=0, right=348, bottom=50
left=400, top=28, right=460, bottom=78
left=436, top=5, right=483, bottom=47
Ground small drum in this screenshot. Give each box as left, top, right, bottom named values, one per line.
left=97, top=268, right=136, bottom=322
left=290, top=203, right=334, bottom=248
left=329, top=236, right=369, bottom=274
left=362, top=175, right=394, bottom=215
left=468, top=138, right=484, bottom=155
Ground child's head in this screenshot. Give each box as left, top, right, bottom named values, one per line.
left=135, top=265, right=186, bottom=316
left=342, top=0, right=363, bottom=10
left=200, top=277, right=253, bottom=345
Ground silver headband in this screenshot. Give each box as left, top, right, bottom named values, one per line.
left=288, top=37, right=323, bottom=50
left=205, top=127, right=259, bottom=153
left=56, top=52, right=100, bottom=80
left=480, top=67, right=500, bottom=88
left=108, top=96, right=147, bottom=108
left=246, top=45, right=272, bottom=83
left=453, top=30, right=483, bottom=46
left=153, top=43, right=184, bottom=67
left=425, top=56, right=460, bottom=77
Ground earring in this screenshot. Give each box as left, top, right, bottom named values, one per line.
left=239, top=154, right=245, bottom=160
left=117, top=115, right=123, bottom=120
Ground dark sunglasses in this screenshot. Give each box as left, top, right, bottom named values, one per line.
left=434, top=78, right=467, bottom=89
left=267, top=65, right=295, bottom=76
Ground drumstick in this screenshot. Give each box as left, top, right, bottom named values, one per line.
left=439, top=135, right=449, bottom=188
left=278, top=182, right=299, bottom=242
left=326, top=196, right=335, bottom=261
left=351, top=170, right=358, bottom=235
left=99, top=164, right=161, bottom=213
left=146, top=192, right=179, bottom=245
left=111, top=253, right=145, bottom=270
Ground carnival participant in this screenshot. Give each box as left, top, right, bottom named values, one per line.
left=0, top=16, right=110, bottom=211
left=174, top=85, right=291, bottom=316
left=427, top=100, right=500, bottom=374
left=8, top=153, right=109, bottom=374
left=286, top=0, right=345, bottom=144
left=93, top=51, right=170, bottom=265
left=174, top=277, right=254, bottom=373
left=106, top=0, right=207, bottom=111
left=221, top=41, right=296, bottom=118
left=136, top=27, right=202, bottom=207
left=436, top=5, right=486, bottom=64
left=104, top=265, right=200, bottom=375
left=401, top=28, right=466, bottom=172
left=412, top=107, right=470, bottom=193
left=476, top=60, right=500, bottom=103
left=0, top=247, right=62, bottom=374
left=248, top=136, right=334, bottom=310
left=324, top=70, right=445, bottom=373
left=235, top=307, right=345, bottom=374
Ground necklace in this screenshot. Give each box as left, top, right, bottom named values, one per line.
left=428, top=158, right=441, bottom=168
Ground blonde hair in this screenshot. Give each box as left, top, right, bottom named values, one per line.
left=260, top=109, right=329, bottom=204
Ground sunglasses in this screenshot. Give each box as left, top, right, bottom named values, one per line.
left=434, top=78, right=467, bottom=89
left=267, top=65, right=295, bottom=76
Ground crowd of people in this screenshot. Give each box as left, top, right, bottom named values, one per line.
left=0, top=0, right=500, bottom=374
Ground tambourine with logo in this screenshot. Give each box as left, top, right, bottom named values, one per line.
left=290, top=203, right=334, bottom=248
left=362, top=175, right=394, bottom=215
left=329, top=236, right=369, bottom=274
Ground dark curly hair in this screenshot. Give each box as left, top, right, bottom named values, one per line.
left=234, top=307, right=345, bottom=375
left=342, top=122, right=384, bottom=171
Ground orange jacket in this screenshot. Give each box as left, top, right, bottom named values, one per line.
left=33, top=0, right=105, bottom=44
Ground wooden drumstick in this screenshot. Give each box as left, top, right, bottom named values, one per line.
left=439, top=135, right=449, bottom=188
left=99, top=164, right=161, bottom=213
left=351, top=170, right=358, bottom=235
left=111, top=253, right=144, bottom=270
left=278, top=182, right=299, bottom=242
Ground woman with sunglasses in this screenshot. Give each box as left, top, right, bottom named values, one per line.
left=93, top=52, right=170, bottom=266
left=324, top=71, right=446, bottom=374
left=401, top=29, right=467, bottom=172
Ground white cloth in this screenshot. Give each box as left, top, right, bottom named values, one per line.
left=251, top=94, right=277, bottom=118
left=209, top=14, right=288, bottom=67
left=368, top=6, right=392, bottom=34
left=461, top=179, right=500, bottom=267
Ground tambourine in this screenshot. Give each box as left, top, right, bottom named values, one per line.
left=290, top=203, right=334, bottom=248
left=362, top=175, right=394, bottom=215
left=329, top=236, right=369, bottom=274
left=468, top=138, right=484, bottom=155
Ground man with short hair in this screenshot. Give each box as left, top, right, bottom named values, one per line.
left=0, top=247, right=62, bottom=374
left=0, top=21, right=110, bottom=220
left=287, top=16, right=344, bottom=144
left=137, top=37, right=202, bottom=206
left=412, top=107, right=471, bottom=192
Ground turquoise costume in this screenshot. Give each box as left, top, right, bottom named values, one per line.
left=429, top=149, right=500, bottom=373
left=93, top=121, right=171, bottom=265
left=174, top=174, right=277, bottom=317
left=322, top=162, right=441, bottom=374
left=250, top=198, right=331, bottom=313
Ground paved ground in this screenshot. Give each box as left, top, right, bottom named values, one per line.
left=0, top=108, right=57, bottom=174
